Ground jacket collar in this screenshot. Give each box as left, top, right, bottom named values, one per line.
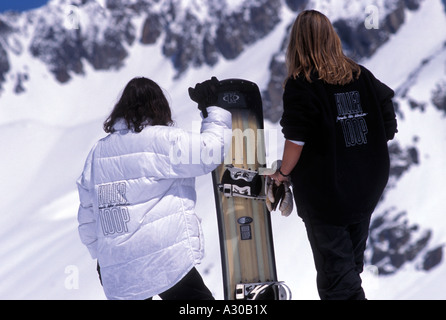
left=112, top=118, right=129, bottom=132
left=112, top=118, right=152, bottom=132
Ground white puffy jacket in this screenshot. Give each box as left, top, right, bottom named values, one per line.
left=77, top=107, right=232, bottom=300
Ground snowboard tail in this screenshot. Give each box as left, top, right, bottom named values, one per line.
left=212, top=79, right=290, bottom=300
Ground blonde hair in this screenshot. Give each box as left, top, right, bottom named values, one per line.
left=286, top=10, right=361, bottom=85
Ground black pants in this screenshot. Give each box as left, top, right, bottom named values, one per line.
left=303, top=216, right=371, bottom=300
left=149, top=267, right=214, bottom=300
left=97, top=264, right=214, bottom=300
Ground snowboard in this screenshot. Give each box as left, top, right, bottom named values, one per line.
left=209, top=79, right=291, bottom=300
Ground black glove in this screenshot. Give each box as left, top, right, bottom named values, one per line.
left=188, top=76, right=220, bottom=118
left=265, top=176, right=293, bottom=217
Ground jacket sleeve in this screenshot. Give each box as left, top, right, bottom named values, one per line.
left=280, top=77, right=320, bottom=142
left=77, top=145, right=98, bottom=259
left=378, top=85, right=398, bottom=141
left=162, top=106, right=232, bottom=178
left=364, top=67, right=398, bottom=141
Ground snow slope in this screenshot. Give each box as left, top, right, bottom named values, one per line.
left=0, top=0, right=445, bottom=300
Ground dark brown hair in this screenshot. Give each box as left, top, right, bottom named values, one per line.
left=286, top=10, right=361, bottom=85
left=104, top=77, right=173, bottom=133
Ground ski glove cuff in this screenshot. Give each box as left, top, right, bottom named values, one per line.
left=188, top=76, right=220, bottom=118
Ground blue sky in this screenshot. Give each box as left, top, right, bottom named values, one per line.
left=0, top=0, right=50, bottom=13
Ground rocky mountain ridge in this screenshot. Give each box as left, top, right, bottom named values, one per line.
left=0, top=0, right=434, bottom=102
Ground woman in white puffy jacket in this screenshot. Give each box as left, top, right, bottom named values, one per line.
left=77, top=77, right=231, bottom=300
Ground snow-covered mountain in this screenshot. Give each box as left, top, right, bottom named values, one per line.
left=1, top=0, right=445, bottom=300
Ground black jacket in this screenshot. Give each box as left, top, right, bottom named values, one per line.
left=281, top=66, right=397, bottom=225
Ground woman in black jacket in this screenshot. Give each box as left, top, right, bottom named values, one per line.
left=269, top=10, right=398, bottom=300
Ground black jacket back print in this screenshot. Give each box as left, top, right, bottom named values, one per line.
left=281, top=66, right=398, bottom=225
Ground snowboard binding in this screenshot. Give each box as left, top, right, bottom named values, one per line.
left=218, top=165, right=265, bottom=200
left=235, top=282, right=292, bottom=300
